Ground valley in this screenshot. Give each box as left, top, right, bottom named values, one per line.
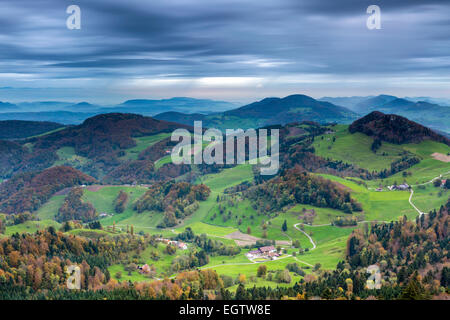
left=0, top=108, right=449, bottom=300
left=1, top=112, right=448, bottom=297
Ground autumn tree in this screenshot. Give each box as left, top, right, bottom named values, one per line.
left=257, top=265, right=267, bottom=278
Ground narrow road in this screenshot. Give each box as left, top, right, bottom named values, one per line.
left=408, top=170, right=450, bottom=216
left=409, top=189, right=424, bottom=216
left=293, top=223, right=316, bottom=250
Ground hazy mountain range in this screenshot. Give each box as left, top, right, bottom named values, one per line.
left=319, top=95, right=450, bottom=134
left=0, top=94, right=449, bottom=133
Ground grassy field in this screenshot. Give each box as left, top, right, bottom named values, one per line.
left=318, top=173, right=417, bottom=221
left=176, top=221, right=238, bottom=237
left=179, top=164, right=254, bottom=228
left=374, top=158, right=450, bottom=187
left=154, top=155, right=172, bottom=169
left=26, top=127, right=66, bottom=139
left=109, top=243, right=192, bottom=281
left=36, top=195, right=65, bottom=220
left=121, top=133, right=171, bottom=160
left=411, top=183, right=450, bottom=214
left=53, top=146, right=90, bottom=168
left=4, top=220, right=61, bottom=236
left=312, top=125, right=450, bottom=178
left=83, top=186, right=147, bottom=215
left=81, top=185, right=169, bottom=233
left=312, top=125, right=407, bottom=171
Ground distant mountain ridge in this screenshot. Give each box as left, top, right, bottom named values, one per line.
left=349, top=111, right=450, bottom=145
left=155, top=94, right=358, bottom=129
left=320, top=94, right=450, bottom=133
left=0, top=120, right=64, bottom=139
left=0, top=97, right=238, bottom=124
left=0, top=101, right=19, bottom=112
left=2, top=94, right=449, bottom=133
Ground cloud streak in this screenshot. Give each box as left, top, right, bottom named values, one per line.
left=0, top=0, right=449, bottom=103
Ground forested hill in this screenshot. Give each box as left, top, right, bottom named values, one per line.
left=0, top=113, right=192, bottom=180
left=225, top=94, right=357, bottom=123
left=28, top=113, right=191, bottom=159
left=0, top=120, right=64, bottom=139
left=0, top=166, right=96, bottom=214
left=349, top=111, right=450, bottom=145
left=154, top=94, right=358, bottom=128
left=346, top=200, right=449, bottom=299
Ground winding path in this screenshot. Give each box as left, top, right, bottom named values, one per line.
left=408, top=170, right=450, bottom=216
left=293, top=223, right=316, bottom=250
left=409, top=189, right=424, bottom=216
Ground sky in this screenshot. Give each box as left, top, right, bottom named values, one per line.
left=0, top=0, right=449, bottom=104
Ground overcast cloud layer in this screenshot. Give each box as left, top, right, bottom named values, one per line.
left=0, top=0, right=449, bottom=103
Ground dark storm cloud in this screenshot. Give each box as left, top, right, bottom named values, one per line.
left=0, top=0, right=449, bottom=101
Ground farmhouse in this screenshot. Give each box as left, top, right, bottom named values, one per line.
left=259, top=245, right=276, bottom=254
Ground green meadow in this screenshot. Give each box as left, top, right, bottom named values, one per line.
left=4, top=220, right=61, bottom=236
left=121, top=133, right=171, bottom=160
left=312, top=125, right=407, bottom=171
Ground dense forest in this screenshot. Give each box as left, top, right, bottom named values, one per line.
left=244, top=168, right=362, bottom=214
left=134, top=181, right=211, bottom=227
left=0, top=113, right=192, bottom=180
left=346, top=200, right=449, bottom=298
left=0, top=166, right=96, bottom=214
left=349, top=111, right=450, bottom=145
left=56, top=187, right=98, bottom=222
left=0, top=120, right=64, bottom=140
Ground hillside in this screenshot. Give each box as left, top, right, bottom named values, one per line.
left=153, top=112, right=207, bottom=125
left=0, top=116, right=448, bottom=301
left=0, top=166, right=96, bottom=214
left=320, top=94, right=450, bottom=134
left=0, top=120, right=64, bottom=139
left=0, top=111, right=95, bottom=125
left=225, top=94, right=357, bottom=124
left=98, top=97, right=236, bottom=115
left=0, top=113, right=192, bottom=180
left=155, top=94, right=358, bottom=129
left=349, top=111, right=450, bottom=145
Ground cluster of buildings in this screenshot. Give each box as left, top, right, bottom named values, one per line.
left=246, top=245, right=280, bottom=260
left=155, top=238, right=188, bottom=250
